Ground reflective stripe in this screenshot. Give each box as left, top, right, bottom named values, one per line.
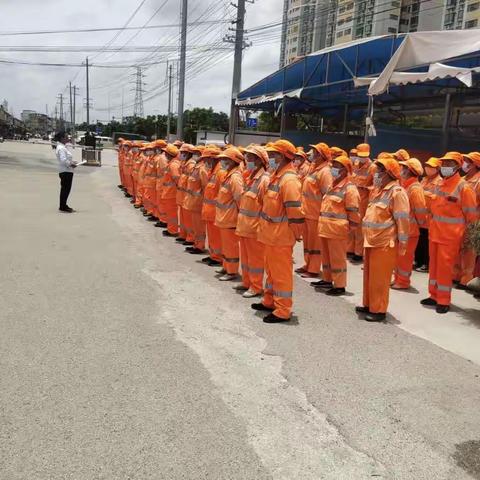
left=260, top=211, right=288, bottom=223
left=203, top=199, right=217, bottom=206
left=163, top=182, right=175, bottom=187
left=305, top=249, right=321, bottom=255
left=331, top=268, right=347, bottom=273
left=329, top=191, right=345, bottom=200
left=437, top=284, right=452, bottom=292
left=462, top=206, right=477, bottom=213
left=371, top=197, right=390, bottom=206
left=216, top=201, right=236, bottom=210
left=223, top=256, right=239, bottom=263
left=346, top=206, right=359, bottom=212
left=239, top=208, right=259, bottom=218
left=273, top=289, right=293, bottom=298
left=269, top=184, right=280, bottom=192
left=398, top=234, right=409, bottom=242
left=362, top=220, right=394, bottom=228
left=393, top=212, right=409, bottom=219
left=431, top=215, right=465, bottom=225
left=284, top=200, right=302, bottom=207
left=322, top=263, right=331, bottom=270
left=396, top=267, right=411, bottom=278
left=248, top=266, right=265, bottom=275
left=413, top=208, right=429, bottom=214
left=186, top=190, right=202, bottom=197
left=288, top=218, right=305, bottom=224
left=429, top=279, right=437, bottom=286
left=303, top=191, right=323, bottom=201
left=265, top=282, right=273, bottom=290
left=320, top=212, right=348, bottom=220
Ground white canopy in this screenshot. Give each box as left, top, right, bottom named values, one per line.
left=369, top=30, right=480, bottom=96
left=236, top=88, right=303, bottom=107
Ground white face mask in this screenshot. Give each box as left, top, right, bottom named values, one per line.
left=462, top=161, right=471, bottom=173
left=331, top=167, right=341, bottom=178
left=192, top=154, right=200, bottom=162
left=440, top=166, right=456, bottom=178
left=373, top=172, right=382, bottom=187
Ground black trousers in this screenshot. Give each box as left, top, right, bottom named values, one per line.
left=415, top=227, right=430, bottom=268
left=59, top=172, right=73, bottom=209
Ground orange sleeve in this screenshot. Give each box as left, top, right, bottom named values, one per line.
left=170, top=162, right=180, bottom=184
left=318, top=168, right=333, bottom=196
left=257, top=174, right=270, bottom=206
left=345, top=184, right=361, bottom=227
left=282, top=177, right=305, bottom=240
left=392, top=188, right=411, bottom=247
left=230, top=172, right=245, bottom=206
left=410, top=187, right=428, bottom=229
left=199, top=165, right=209, bottom=189
left=461, top=183, right=479, bottom=223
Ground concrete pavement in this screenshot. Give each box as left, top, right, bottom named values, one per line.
left=1, top=141, right=480, bottom=479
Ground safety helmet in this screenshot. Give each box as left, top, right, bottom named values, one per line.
left=375, top=156, right=401, bottom=179
left=464, top=152, right=480, bottom=168
left=393, top=149, right=410, bottom=162
left=399, top=158, right=424, bottom=177
left=309, top=142, right=331, bottom=162
left=425, top=157, right=441, bottom=168
left=440, top=151, right=463, bottom=166
left=332, top=155, right=353, bottom=174
left=356, top=143, right=370, bottom=158
left=217, top=146, right=244, bottom=164
left=266, top=139, right=297, bottom=160
left=162, top=144, right=179, bottom=158
left=244, top=144, right=269, bottom=166
left=199, top=146, right=221, bottom=159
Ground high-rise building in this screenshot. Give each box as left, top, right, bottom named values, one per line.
left=279, top=0, right=479, bottom=67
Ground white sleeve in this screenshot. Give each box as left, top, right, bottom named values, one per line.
left=58, top=147, right=68, bottom=166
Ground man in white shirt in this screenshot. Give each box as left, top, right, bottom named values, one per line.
left=55, top=131, right=77, bottom=213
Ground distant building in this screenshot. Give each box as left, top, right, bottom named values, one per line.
left=21, top=110, right=56, bottom=135
left=279, top=0, right=480, bottom=67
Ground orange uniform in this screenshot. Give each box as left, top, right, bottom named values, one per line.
left=421, top=174, right=442, bottom=226
left=318, top=177, right=360, bottom=288
left=123, top=149, right=135, bottom=196
left=301, top=162, right=332, bottom=274
left=393, top=178, right=427, bottom=288
left=236, top=168, right=270, bottom=294
left=142, top=153, right=158, bottom=215
left=297, top=161, right=311, bottom=183
left=131, top=152, right=143, bottom=202
left=215, top=166, right=244, bottom=274
left=177, top=159, right=196, bottom=242
left=154, top=153, right=168, bottom=222
left=161, top=156, right=181, bottom=234
left=202, top=162, right=226, bottom=262
left=429, top=173, right=478, bottom=305
left=117, top=146, right=125, bottom=187
left=348, top=159, right=374, bottom=256
left=258, top=163, right=304, bottom=319
left=135, top=152, right=149, bottom=207
left=362, top=180, right=410, bottom=314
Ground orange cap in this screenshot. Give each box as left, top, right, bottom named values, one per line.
left=393, top=149, right=410, bottom=162
left=217, top=146, right=244, bottom=164
left=356, top=143, right=370, bottom=158
left=377, top=152, right=394, bottom=160
left=294, top=147, right=308, bottom=161
left=191, top=145, right=205, bottom=154
left=179, top=143, right=194, bottom=153
left=332, top=155, right=353, bottom=174
left=162, top=144, right=179, bottom=158
left=244, top=144, right=269, bottom=166
left=330, top=146, right=347, bottom=158
left=425, top=157, right=441, bottom=168
left=199, top=146, right=221, bottom=159
left=349, top=148, right=358, bottom=156
left=375, top=156, right=401, bottom=179
left=441, top=151, right=463, bottom=166
left=465, top=152, right=480, bottom=167
left=399, top=158, right=424, bottom=176
left=309, top=142, right=331, bottom=161
left=155, top=139, right=167, bottom=148
left=266, top=139, right=297, bottom=160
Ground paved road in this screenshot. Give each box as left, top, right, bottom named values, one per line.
left=1, top=141, right=480, bottom=480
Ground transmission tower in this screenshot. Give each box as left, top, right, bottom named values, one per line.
left=132, top=67, right=145, bottom=117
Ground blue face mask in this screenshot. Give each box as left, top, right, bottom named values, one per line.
left=268, top=158, right=278, bottom=170
left=246, top=161, right=256, bottom=171
left=373, top=172, right=382, bottom=187
left=331, top=167, right=341, bottom=178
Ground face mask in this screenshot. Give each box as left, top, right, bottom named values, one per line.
left=331, top=167, right=341, bottom=178
left=373, top=172, right=382, bottom=187
left=246, top=161, right=256, bottom=171
left=192, top=154, right=199, bottom=162
left=440, top=166, right=456, bottom=178
left=359, top=157, right=368, bottom=164
left=268, top=158, right=278, bottom=171
left=308, top=153, right=315, bottom=162
left=462, top=161, right=471, bottom=173
left=221, top=160, right=230, bottom=170
left=401, top=169, right=409, bottom=179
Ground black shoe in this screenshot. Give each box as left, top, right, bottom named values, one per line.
left=182, top=241, right=194, bottom=246
left=351, top=255, right=363, bottom=262
left=325, top=287, right=346, bottom=296
left=134, top=204, right=141, bottom=209
left=59, top=207, right=73, bottom=213
left=175, top=237, right=186, bottom=243
left=188, top=248, right=204, bottom=255
left=117, top=184, right=123, bottom=189
left=143, top=212, right=149, bottom=217
left=455, top=283, right=468, bottom=291
left=263, top=313, right=290, bottom=323
left=436, top=304, right=450, bottom=314
left=365, top=312, right=386, bottom=322
left=251, top=303, right=274, bottom=312
left=415, top=265, right=429, bottom=273
left=124, top=193, right=132, bottom=198
left=148, top=216, right=157, bottom=222
left=162, top=230, right=177, bottom=237
left=201, top=257, right=212, bottom=263
left=347, top=252, right=355, bottom=259
left=420, top=297, right=437, bottom=306
left=207, top=259, right=221, bottom=266
left=355, top=306, right=370, bottom=314
left=311, top=280, right=333, bottom=288
left=141, top=208, right=147, bottom=214
left=154, top=222, right=164, bottom=228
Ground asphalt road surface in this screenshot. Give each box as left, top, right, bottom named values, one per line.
left=1, top=141, right=480, bottom=480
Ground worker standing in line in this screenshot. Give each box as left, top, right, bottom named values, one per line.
left=214, top=147, right=245, bottom=281
left=177, top=144, right=196, bottom=246
left=201, top=147, right=224, bottom=266
left=421, top=152, right=478, bottom=313
left=130, top=142, right=144, bottom=206
left=139, top=143, right=157, bottom=219
left=348, top=143, right=373, bottom=262
left=153, top=140, right=168, bottom=228
left=316, top=156, right=360, bottom=296
left=123, top=141, right=135, bottom=198
left=293, top=148, right=311, bottom=183
left=135, top=144, right=151, bottom=211
left=235, top=145, right=270, bottom=298
left=159, top=144, right=181, bottom=237
left=415, top=157, right=442, bottom=272
left=455, top=152, right=480, bottom=288
left=184, top=145, right=208, bottom=255
left=391, top=158, right=427, bottom=289
left=356, top=154, right=410, bottom=322
left=252, top=139, right=305, bottom=323
left=297, top=142, right=332, bottom=278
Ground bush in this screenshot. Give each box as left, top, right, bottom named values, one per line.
left=467, top=221, right=480, bottom=255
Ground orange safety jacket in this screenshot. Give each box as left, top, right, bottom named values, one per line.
left=177, top=159, right=195, bottom=207
left=137, top=154, right=149, bottom=196
left=421, top=174, right=442, bottom=228
left=465, top=170, right=480, bottom=207
left=363, top=180, right=410, bottom=249
left=236, top=168, right=270, bottom=239
left=160, top=157, right=181, bottom=200
left=155, top=153, right=168, bottom=199
left=215, top=166, right=244, bottom=229
left=257, top=162, right=305, bottom=247
left=143, top=154, right=158, bottom=191
left=429, top=172, right=478, bottom=245
left=184, top=160, right=209, bottom=213
left=318, top=176, right=361, bottom=240
left=301, top=161, right=333, bottom=221
left=401, top=177, right=428, bottom=237
left=202, top=162, right=226, bottom=222
left=351, top=159, right=374, bottom=203
left=297, top=161, right=311, bottom=184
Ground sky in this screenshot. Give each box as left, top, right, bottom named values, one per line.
left=0, top=0, right=282, bottom=123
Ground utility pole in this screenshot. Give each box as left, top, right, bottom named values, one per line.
left=225, top=0, right=249, bottom=143
left=58, top=93, right=64, bottom=130
left=176, top=0, right=188, bottom=140
left=132, top=67, right=145, bottom=118
left=85, top=57, right=90, bottom=127
left=121, top=87, right=124, bottom=123
left=69, top=82, right=73, bottom=131
left=167, top=63, right=173, bottom=140
left=73, top=86, right=79, bottom=143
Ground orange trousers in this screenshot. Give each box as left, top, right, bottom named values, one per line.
left=320, top=237, right=348, bottom=288
left=124, top=168, right=133, bottom=195
left=303, top=219, right=322, bottom=274
left=156, top=198, right=167, bottom=223
left=178, top=206, right=186, bottom=239
left=206, top=221, right=222, bottom=261
left=348, top=194, right=368, bottom=255
left=191, top=211, right=206, bottom=250
left=393, top=235, right=419, bottom=288
left=142, top=188, right=156, bottom=215
left=263, top=244, right=294, bottom=319
left=182, top=208, right=194, bottom=242
left=220, top=228, right=239, bottom=274
left=239, top=236, right=265, bottom=293
left=163, top=199, right=178, bottom=234
left=429, top=240, right=461, bottom=306
left=363, top=245, right=397, bottom=314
